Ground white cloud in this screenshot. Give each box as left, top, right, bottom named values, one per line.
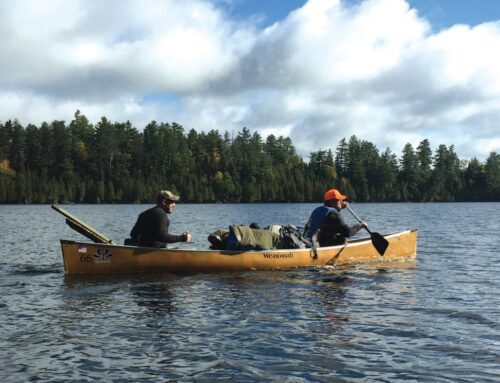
left=0, top=0, right=499, bottom=161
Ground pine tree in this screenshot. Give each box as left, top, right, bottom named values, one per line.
left=416, top=139, right=433, bottom=201
left=399, top=143, right=419, bottom=201
left=485, top=152, right=500, bottom=201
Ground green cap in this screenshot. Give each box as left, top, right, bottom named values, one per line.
left=158, top=190, right=180, bottom=201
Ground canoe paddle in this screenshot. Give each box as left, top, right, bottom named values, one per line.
left=345, top=205, right=389, bottom=256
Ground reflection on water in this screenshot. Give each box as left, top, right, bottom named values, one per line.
left=131, top=281, right=177, bottom=316
left=1, top=203, right=499, bottom=382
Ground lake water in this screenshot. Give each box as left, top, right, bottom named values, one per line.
left=1, top=203, right=499, bottom=382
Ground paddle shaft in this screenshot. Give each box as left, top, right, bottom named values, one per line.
left=344, top=205, right=388, bottom=256
left=345, top=205, right=372, bottom=234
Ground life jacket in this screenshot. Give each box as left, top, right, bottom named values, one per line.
left=304, top=206, right=336, bottom=239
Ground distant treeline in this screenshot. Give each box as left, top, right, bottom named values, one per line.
left=0, top=110, right=499, bottom=203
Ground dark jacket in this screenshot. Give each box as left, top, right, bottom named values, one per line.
left=317, top=209, right=363, bottom=246
left=305, top=205, right=336, bottom=239
left=130, top=206, right=184, bottom=248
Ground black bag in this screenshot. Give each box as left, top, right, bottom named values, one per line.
left=277, top=225, right=312, bottom=249
left=208, top=229, right=229, bottom=250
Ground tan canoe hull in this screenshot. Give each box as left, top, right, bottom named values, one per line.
left=60, top=229, right=417, bottom=275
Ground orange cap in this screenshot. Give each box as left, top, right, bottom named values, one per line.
left=324, top=188, right=347, bottom=201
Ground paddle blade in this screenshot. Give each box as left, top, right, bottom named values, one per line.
left=371, top=232, right=389, bottom=256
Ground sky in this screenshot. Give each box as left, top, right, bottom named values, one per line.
left=1, top=0, right=499, bottom=161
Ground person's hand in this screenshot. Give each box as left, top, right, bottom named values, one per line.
left=183, top=232, right=192, bottom=242
left=359, top=221, right=368, bottom=229
left=340, top=200, right=349, bottom=209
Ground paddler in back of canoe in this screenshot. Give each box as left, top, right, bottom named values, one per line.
left=304, top=188, right=367, bottom=247
left=126, top=190, right=192, bottom=247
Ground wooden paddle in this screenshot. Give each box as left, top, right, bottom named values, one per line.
left=345, top=205, right=388, bottom=256
left=52, top=204, right=116, bottom=244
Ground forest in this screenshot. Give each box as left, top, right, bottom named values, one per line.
left=1, top=110, right=499, bottom=203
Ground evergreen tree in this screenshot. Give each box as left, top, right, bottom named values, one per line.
left=379, top=148, right=400, bottom=201
left=69, top=110, right=93, bottom=177
left=345, top=136, right=370, bottom=201
left=399, top=143, right=419, bottom=201
left=0, top=121, right=10, bottom=164
left=416, top=139, right=433, bottom=201
left=25, top=124, right=42, bottom=172
left=463, top=158, right=484, bottom=201
left=431, top=145, right=463, bottom=201
left=485, top=152, right=500, bottom=201
left=51, top=120, right=73, bottom=180
left=335, top=138, right=348, bottom=179
left=38, top=122, right=55, bottom=178
left=8, top=120, right=26, bottom=173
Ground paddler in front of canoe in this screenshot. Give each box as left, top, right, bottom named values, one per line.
left=127, top=190, right=192, bottom=247
left=304, top=188, right=367, bottom=247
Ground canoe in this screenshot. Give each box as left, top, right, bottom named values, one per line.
left=51, top=204, right=417, bottom=275
left=59, top=229, right=417, bottom=275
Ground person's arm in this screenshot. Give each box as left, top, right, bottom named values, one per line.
left=156, top=210, right=187, bottom=243
left=338, top=202, right=367, bottom=237
left=337, top=213, right=366, bottom=237
left=321, top=211, right=362, bottom=238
